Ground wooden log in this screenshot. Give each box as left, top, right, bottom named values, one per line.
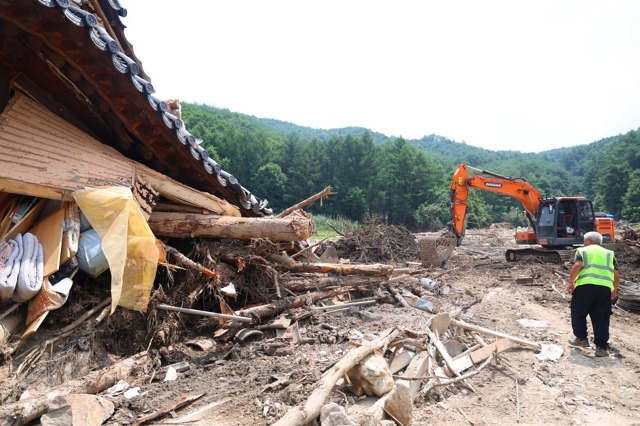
left=147, top=212, right=310, bottom=241
left=280, top=275, right=385, bottom=292
left=235, top=290, right=342, bottom=320
left=450, top=319, right=542, bottom=350
left=264, top=253, right=297, bottom=268
left=0, top=308, right=25, bottom=347
left=273, top=328, right=400, bottom=426
left=286, top=262, right=393, bottom=277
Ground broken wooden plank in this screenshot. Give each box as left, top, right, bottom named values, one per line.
left=28, top=204, right=65, bottom=276
left=402, top=351, right=430, bottom=398
left=428, top=330, right=461, bottom=377
left=140, top=170, right=240, bottom=217
left=3, top=198, right=47, bottom=241
left=451, top=319, right=541, bottom=350
left=469, top=338, right=515, bottom=364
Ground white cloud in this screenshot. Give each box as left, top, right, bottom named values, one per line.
left=121, top=0, right=640, bottom=152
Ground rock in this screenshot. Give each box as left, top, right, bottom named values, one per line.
left=320, top=402, right=355, bottom=426
left=345, top=354, right=394, bottom=397
left=40, top=394, right=114, bottom=426
left=384, top=381, right=413, bottom=426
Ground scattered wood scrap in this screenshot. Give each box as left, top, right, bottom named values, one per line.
left=272, top=310, right=544, bottom=425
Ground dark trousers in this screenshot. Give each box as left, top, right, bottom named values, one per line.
left=570, top=284, right=612, bottom=349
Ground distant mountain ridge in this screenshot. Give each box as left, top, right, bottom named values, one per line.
left=183, top=102, right=640, bottom=223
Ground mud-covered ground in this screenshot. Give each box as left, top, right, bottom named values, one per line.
left=1, top=224, right=639, bottom=425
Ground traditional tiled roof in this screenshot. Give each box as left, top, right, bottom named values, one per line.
left=0, top=0, right=270, bottom=216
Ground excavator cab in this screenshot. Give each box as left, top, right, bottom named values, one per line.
left=534, top=197, right=602, bottom=247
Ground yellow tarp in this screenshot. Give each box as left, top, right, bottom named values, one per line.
left=73, top=187, right=158, bottom=313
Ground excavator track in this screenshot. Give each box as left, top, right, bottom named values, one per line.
left=419, top=235, right=456, bottom=267
left=505, top=248, right=574, bottom=264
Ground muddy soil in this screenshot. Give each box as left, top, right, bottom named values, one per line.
left=1, top=224, right=639, bottom=425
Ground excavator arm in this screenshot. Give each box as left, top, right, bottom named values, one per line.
left=449, top=164, right=542, bottom=245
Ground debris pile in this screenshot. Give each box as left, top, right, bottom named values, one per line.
left=1, top=210, right=640, bottom=425
left=273, top=311, right=552, bottom=426
left=334, top=223, right=420, bottom=263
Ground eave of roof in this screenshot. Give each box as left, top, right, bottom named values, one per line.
left=0, top=0, right=270, bottom=217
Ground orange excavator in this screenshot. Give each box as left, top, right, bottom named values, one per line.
left=446, top=164, right=615, bottom=262
left=419, top=164, right=616, bottom=266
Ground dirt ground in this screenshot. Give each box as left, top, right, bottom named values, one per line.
left=1, top=224, right=639, bottom=425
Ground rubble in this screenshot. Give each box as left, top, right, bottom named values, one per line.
left=1, top=219, right=640, bottom=425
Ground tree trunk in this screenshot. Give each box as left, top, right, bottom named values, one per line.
left=148, top=212, right=310, bottom=241
left=286, top=262, right=393, bottom=276
left=280, top=275, right=385, bottom=292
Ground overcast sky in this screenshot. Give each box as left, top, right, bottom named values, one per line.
left=120, top=1, right=640, bottom=153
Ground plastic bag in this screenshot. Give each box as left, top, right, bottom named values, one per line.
left=73, top=186, right=158, bottom=312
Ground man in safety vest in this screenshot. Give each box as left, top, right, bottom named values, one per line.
left=566, top=231, right=619, bottom=357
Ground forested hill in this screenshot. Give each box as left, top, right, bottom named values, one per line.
left=181, top=102, right=640, bottom=229
left=256, top=119, right=391, bottom=145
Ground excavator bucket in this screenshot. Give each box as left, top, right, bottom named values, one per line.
left=419, top=235, right=456, bottom=267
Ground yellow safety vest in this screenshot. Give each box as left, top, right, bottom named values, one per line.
left=575, top=245, right=615, bottom=290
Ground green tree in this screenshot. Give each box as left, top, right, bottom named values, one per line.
left=251, top=163, right=288, bottom=212
left=621, top=169, right=640, bottom=222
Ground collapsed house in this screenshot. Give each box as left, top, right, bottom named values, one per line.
left=0, top=0, right=307, bottom=319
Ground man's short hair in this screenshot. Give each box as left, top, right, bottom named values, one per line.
left=583, top=231, right=603, bottom=245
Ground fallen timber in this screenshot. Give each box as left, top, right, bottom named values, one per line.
left=147, top=212, right=311, bottom=241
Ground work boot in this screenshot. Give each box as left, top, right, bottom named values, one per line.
left=595, top=347, right=609, bottom=357
left=568, top=337, right=590, bottom=348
